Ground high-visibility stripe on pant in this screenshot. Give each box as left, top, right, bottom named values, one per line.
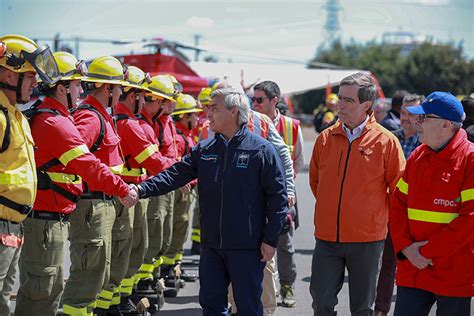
left=136, top=263, right=155, bottom=281
left=174, top=252, right=183, bottom=262
left=96, top=289, right=114, bottom=309
left=153, top=257, right=164, bottom=269
left=162, top=255, right=175, bottom=266
left=62, top=304, right=92, bottom=316
left=191, top=228, right=201, bottom=242
left=111, top=287, right=121, bottom=306
left=120, top=277, right=134, bottom=295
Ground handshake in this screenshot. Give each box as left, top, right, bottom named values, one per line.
left=119, top=184, right=140, bottom=208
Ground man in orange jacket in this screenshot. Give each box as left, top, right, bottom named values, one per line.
left=309, top=73, right=405, bottom=315
left=390, top=92, right=472, bottom=316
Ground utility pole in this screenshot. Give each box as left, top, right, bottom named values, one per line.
left=323, top=0, right=342, bottom=47
left=194, top=34, right=201, bottom=62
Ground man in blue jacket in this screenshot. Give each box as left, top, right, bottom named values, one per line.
left=135, top=88, right=288, bottom=315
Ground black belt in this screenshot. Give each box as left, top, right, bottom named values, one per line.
left=80, top=191, right=113, bottom=200
left=27, top=211, right=69, bottom=221
left=0, top=196, right=33, bottom=215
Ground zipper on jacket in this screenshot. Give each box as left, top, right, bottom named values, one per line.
left=336, top=141, right=352, bottom=242
left=219, top=145, right=229, bottom=248
left=337, top=150, right=343, bottom=176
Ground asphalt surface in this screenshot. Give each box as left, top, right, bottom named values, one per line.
left=9, top=127, right=471, bottom=315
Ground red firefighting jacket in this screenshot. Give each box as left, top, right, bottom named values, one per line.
left=71, top=95, right=129, bottom=195
left=389, top=128, right=474, bottom=297
left=155, top=114, right=179, bottom=160
left=114, top=103, right=173, bottom=184
left=31, top=97, right=129, bottom=213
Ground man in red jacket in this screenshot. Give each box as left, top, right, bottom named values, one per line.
left=63, top=55, right=138, bottom=315
left=390, top=92, right=472, bottom=316
left=108, top=66, right=175, bottom=313
left=15, top=52, right=135, bottom=316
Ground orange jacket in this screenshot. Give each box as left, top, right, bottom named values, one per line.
left=309, top=115, right=405, bottom=242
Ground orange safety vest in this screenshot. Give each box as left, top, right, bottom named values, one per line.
left=275, top=114, right=300, bottom=160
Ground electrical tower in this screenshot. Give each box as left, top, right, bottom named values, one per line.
left=323, top=0, right=342, bottom=46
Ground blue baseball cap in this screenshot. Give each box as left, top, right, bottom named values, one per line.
left=407, top=91, right=465, bottom=123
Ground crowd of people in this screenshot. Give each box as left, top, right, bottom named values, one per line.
left=0, top=33, right=472, bottom=316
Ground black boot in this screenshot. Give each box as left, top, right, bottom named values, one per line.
left=190, top=241, right=201, bottom=255
left=161, top=264, right=185, bottom=289
left=175, top=262, right=197, bottom=282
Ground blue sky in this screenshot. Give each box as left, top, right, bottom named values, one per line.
left=1, top=0, right=472, bottom=63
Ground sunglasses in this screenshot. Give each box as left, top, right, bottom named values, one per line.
left=417, top=114, right=445, bottom=123
left=251, top=96, right=268, bottom=104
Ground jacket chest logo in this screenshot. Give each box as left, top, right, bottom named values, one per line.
left=201, top=154, right=218, bottom=163
left=236, top=152, right=250, bottom=169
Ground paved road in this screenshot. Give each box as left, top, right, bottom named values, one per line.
left=10, top=128, right=470, bottom=315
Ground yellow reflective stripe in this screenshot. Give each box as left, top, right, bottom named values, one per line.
left=46, top=172, right=82, bottom=184
left=98, top=289, right=114, bottom=300
left=153, top=257, right=163, bottom=268
left=121, top=167, right=145, bottom=177
left=87, top=301, right=97, bottom=309
left=396, top=178, right=409, bottom=195
left=135, top=144, right=157, bottom=164
left=461, top=189, right=474, bottom=203
left=191, top=235, right=201, bottom=242
left=62, top=304, right=90, bottom=316
left=162, top=255, right=175, bottom=265
left=408, top=208, right=459, bottom=224
left=174, top=253, right=183, bottom=261
left=109, top=164, right=124, bottom=175
left=139, top=263, right=155, bottom=273
left=120, top=277, right=135, bottom=289
left=0, top=172, right=35, bottom=185
left=111, top=288, right=121, bottom=306
left=58, top=144, right=89, bottom=166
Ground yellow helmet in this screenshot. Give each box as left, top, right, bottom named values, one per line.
left=144, top=75, right=175, bottom=101
left=53, top=51, right=87, bottom=81
left=198, top=87, right=212, bottom=106
left=172, top=94, right=202, bottom=116
left=326, top=93, right=339, bottom=104
left=165, top=74, right=183, bottom=96
left=122, top=66, right=150, bottom=92
left=0, top=34, right=60, bottom=85
left=81, top=55, right=125, bottom=85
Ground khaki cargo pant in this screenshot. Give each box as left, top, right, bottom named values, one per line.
left=99, top=199, right=134, bottom=308
left=163, top=188, right=196, bottom=263
left=0, top=221, right=22, bottom=316
left=228, top=256, right=278, bottom=315
left=15, top=217, right=68, bottom=316
left=62, top=198, right=115, bottom=315
left=140, top=191, right=174, bottom=279
left=126, top=198, right=149, bottom=286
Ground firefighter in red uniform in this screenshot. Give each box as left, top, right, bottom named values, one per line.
left=390, top=92, right=473, bottom=316
left=152, top=74, right=185, bottom=290
left=14, top=52, right=135, bottom=316
left=62, top=55, right=138, bottom=315
left=108, top=66, right=175, bottom=314
left=163, top=93, right=202, bottom=283
left=135, top=74, right=176, bottom=305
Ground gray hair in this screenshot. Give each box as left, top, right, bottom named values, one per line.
left=340, top=72, right=378, bottom=104
left=452, top=121, right=463, bottom=131
left=210, top=88, right=250, bottom=125
left=402, top=94, right=425, bottom=105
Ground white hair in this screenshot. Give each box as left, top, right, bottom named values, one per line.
left=211, top=88, right=250, bottom=125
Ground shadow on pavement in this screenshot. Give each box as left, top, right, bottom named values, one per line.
left=158, top=308, right=202, bottom=315
left=301, top=275, right=349, bottom=283
left=165, top=295, right=200, bottom=305
left=295, top=249, right=313, bottom=255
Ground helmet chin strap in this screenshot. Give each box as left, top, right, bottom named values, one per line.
left=65, top=83, right=73, bottom=110
left=107, top=85, right=114, bottom=108
left=0, top=73, right=26, bottom=104
left=134, top=93, right=140, bottom=114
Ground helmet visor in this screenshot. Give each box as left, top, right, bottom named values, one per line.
left=24, top=46, right=60, bottom=85
left=62, top=59, right=88, bottom=79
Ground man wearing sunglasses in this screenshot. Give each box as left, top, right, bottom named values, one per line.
left=390, top=92, right=472, bottom=316
left=0, top=34, right=60, bottom=316
left=253, top=80, right=303, bottom=308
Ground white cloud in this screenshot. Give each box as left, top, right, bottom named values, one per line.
left=401, top=0, right=450, bottom=5
left=185, top=16, right=215, bottom=29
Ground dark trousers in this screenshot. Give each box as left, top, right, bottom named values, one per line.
left=310, top=239, right=384, bottom=316
left=199, top=246, right=265, bottom=316
left=375, top=230, right=396, bottom=313
left=394, top=286, right=471, bottom=316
